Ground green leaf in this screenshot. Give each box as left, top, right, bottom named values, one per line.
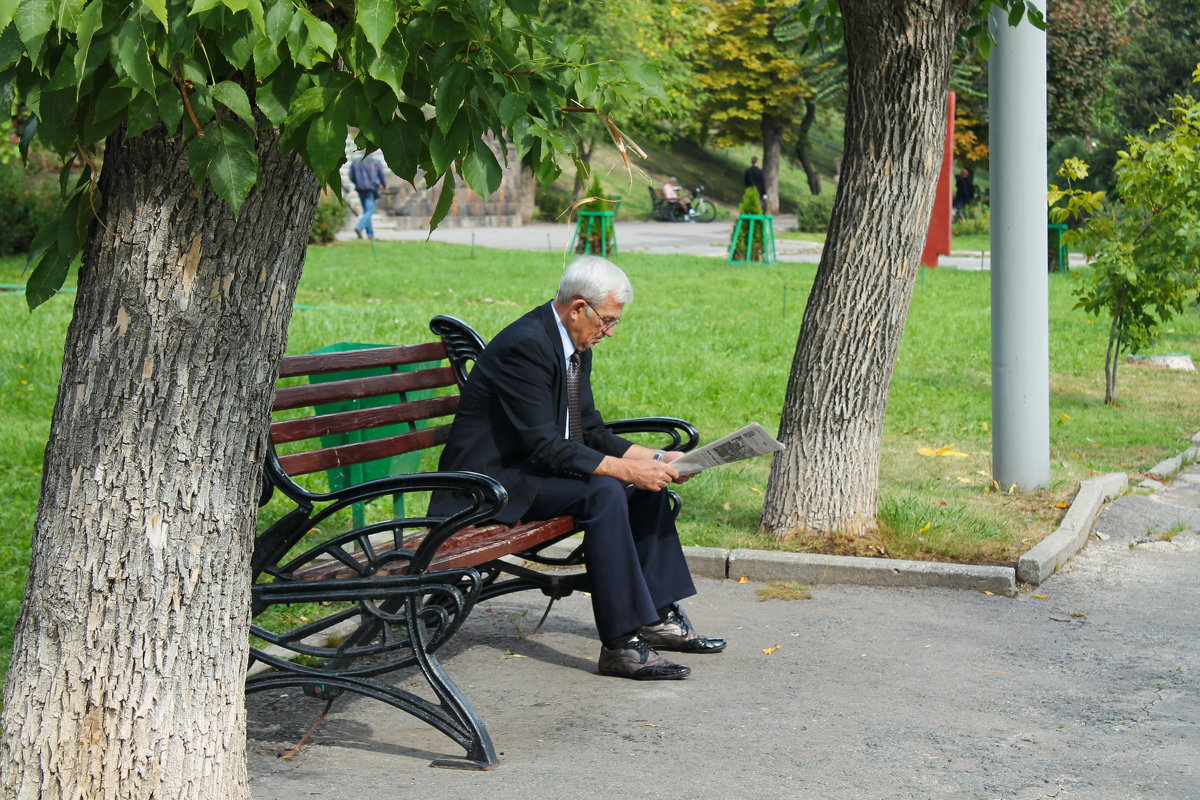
left=0, top=0, right=18, bottom=32
left=577, top=63, right=599, bottom=98
left=403, top=15, right=432, bottom=60
left=504, top=0, right=538, bottom=14
left=25, top=239, right=76, bottom=309
left=155, top=79, right=184, bottom=134
left=285, top=84, right=336, bottom=128
left=461, top=137, right=502, bottom=197
left=264, top=0, right=290, bottom=45
left=366, top=31, right=407, bottom=100
left=255, top=68, right=299, bottom=126
left=428, top=175, right=455, bottom=234
left=219, top=24, right=255, bottom=70
left=236, top=0, right=265, bottom=30
left=356, top=0, right=397, bottom=53
left=125, top=88, right=160, bottom=138
left=498, top=93, right=524, bottom=129
left=213, top=80, right=254, bottom=127
left=286, top=7, right=320, bottom=67
left=301, top=9, right=336, bottom=57
left=304, top=93, right=349, bottom=182
left=116, top=15, right=156, bottom=93
left=189, top=0, right=223, bottom=14
left=188, top=120, right=259, bottom=214
left=378, top=116, right=420, bottom=183
left=436, top=62, right=469, bottom=134
left=0, top=21, right=23, bottom=68
left=252, top=35, right=281, bottom=79
left=428, top=112, right=469, bottom=175
left=13, top=0, right=53, bottom=60
left=25, top=189, right=89, bottom=309
left=143, top=0, right=168, bottom=27
left=72, top=0, right=104, bottom=91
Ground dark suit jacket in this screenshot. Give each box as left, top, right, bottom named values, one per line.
left=431, top=302, right=633, bottom=523
left=743, top=164, right=766, bottom=198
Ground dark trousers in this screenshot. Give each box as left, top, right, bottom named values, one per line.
left=525, top=475, right=696, bottom=643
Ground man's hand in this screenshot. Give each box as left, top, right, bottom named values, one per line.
left=658, top=450, right=693, bottom=484
left=596, top=454, right=681, bottom=492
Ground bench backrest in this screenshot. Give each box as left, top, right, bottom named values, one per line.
left=269, top=316, right=484, bottom=482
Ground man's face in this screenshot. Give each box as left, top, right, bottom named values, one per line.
left=564, top=293, right=623, bottom=352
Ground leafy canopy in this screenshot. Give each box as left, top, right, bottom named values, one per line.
left=790, top=0, right=1046, bottom=56
left=694, top=0, right=835, bottom=148
left=0, top=0, right=664, bottom=308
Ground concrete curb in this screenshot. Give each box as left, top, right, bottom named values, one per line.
left=678, top=469, right=1145, bottom=595
left=727, top=549, right=1017, bottom=596
left=1016, top=472, right=1128, bottom=586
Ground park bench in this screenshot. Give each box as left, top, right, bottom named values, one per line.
left=247, top=315, right=698, bottom=769
left=647, top=186, right=684, bottom=221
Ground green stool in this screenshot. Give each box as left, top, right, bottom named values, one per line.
left=574, top=210, right=617, bottom=257
left=728, top=214, right=777, bottom=265
left=1048, top=223, right=1069, bottom=272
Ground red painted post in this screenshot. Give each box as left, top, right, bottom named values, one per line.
left=921, top=91, right=956, bottom=268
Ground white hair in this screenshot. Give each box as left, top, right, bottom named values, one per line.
left=555, top=256, right=633, bottom=307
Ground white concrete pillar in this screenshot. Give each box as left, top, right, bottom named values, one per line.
left=989, top=2, right=1050, bottom=492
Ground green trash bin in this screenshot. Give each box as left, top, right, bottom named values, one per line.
left=307, top=342, right=436, bottom=527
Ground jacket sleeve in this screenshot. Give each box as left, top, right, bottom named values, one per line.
left=484, top=334, right=629, bottom=477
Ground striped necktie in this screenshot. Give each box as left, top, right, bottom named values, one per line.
left=567, top=351, right=583, bottom=442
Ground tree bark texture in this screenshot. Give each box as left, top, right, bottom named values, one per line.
left=762, top=1, right=974, bottom=537
left=762, top=115, right=783, bottom=215
left=795, top=98, right=823, bottom=195
left=0, top=127, right=320, bottom=798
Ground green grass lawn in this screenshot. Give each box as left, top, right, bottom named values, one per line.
left=3, top=240, right=1200, bottom=676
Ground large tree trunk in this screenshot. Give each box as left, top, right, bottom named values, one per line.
left=761, top=1, right=973, bottom=537
left=795, top=98, right=823, bottom=195
left=0, top=126, right=320, bottom=797
left=762, top=115, right=784, bottom=215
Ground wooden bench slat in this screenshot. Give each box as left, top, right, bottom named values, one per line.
left=270, top=395, right=461, bottom=445
left=277, top=342, right=449, bottom=377
left=273, top=366, right=459, bottom=412
left=287, top=517, right=579, bottom=582
left=276, top=425, right=452, bottom=476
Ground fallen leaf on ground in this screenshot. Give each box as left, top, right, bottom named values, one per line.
left=918, top=444, right=969, bottom=458
left=762, top=645, right=780, bottom=655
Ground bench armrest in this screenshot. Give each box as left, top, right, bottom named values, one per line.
left=605, top=416, right=700, bottom=453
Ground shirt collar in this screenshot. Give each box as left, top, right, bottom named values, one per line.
left=552, top=307, right=575, bottom=363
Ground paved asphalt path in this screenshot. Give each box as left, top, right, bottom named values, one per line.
left=246, top=466, right=1200, bottom=800
left=347, top=215, right=1021, bottom=271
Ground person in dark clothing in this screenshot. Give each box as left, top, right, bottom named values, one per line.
left=429, top=256, right=726, bottom=681
left=348, top=154, right=388, bottom=239
left=743, top=156, right=767, bottom=206
left=953, top=167, right=977, bottom=219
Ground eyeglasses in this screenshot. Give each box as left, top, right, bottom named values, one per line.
left=584, top=301, right=621, bottom=331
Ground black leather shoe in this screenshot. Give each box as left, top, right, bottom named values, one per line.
left=598, top=636, right=691, bottom=680
left=639, top=604, right=727, bottom=653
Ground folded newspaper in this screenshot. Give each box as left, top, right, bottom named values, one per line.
left=670, top=422, right=785, bottom=477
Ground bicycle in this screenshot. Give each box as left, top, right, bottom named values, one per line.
left=682, top=185, right=717, bottom=223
